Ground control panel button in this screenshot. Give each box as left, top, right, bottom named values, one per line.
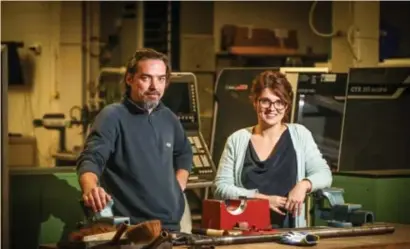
left=193, top=136, right=202, bottom=150
left=193, top=155, right=203, bottom=167
left=200, top=155, right=210, bottom=167
left=188, top=176, right=199, bottom=181
left=188, top=137, right=194, bottom=144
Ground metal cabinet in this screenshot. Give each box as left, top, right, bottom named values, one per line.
left=332, top=170, right=410, bottom=224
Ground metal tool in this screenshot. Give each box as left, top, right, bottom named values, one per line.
left=184, top=224, right=394, bottom=247
left=311, top=187, right=375, bottom=227
left=80, top=199, right=130, bottom=227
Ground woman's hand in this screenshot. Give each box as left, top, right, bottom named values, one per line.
left=268, top=195, right=288, bottom=215
left=255, top=193, right=287, bottom=215
left=285, top=180, right=312, bottom=217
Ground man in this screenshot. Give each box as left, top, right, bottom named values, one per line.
left=76, top=48, right=193, bottom=231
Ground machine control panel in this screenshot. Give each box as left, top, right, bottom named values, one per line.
left=188, top=135, right=215, bottom=182
left=161, top=74, right=199, bottom=129
left=162, top=72, right=217, bottom=185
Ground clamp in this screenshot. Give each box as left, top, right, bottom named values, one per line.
left=310, top=187, right=374, bottom=227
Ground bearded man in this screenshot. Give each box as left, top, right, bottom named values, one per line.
left=76, top=48, right=193, bottom=232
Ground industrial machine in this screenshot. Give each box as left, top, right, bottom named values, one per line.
left=163, top=72, right=217, bottom=188
left=209, top=67, right=328, bottom=167
left=32, top=66, right=126, bottom=166
left=293, top=72, right=348, bottom=171
left=32, top=109, right=95, bottom=166
left=338, top=66, right=410, bottom=171
left=91, top=66, right=126, bottom=107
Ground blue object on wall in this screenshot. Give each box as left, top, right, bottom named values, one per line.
left=379, top=20, right=399, bottom=61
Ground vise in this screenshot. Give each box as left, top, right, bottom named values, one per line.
left=201, top=198, right=271, bottom=230
left=311, top=188, right=375, bottom=227
left=80, top=199, right=130, bottom=227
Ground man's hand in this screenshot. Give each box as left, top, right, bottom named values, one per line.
left=176, top=169, right=189, bottom=191
left=83, top=186, right=112, bottom=213
left=79, top=172, right=111, bottom=213
left=285, top=180, right=312, bottom=217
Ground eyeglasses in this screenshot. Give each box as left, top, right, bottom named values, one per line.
left=258, top=98, right=286, bottom=110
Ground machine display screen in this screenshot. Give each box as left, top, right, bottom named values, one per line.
left=161, top=82, right=192, bottom=115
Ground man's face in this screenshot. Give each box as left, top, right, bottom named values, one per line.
left=126, top=59, right=167, bottom=110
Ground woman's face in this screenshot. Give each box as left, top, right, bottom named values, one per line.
left=254, top=88, right=287, bottom=127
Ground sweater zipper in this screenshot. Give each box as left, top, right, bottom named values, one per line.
left=148, top=113, right=160, bottom=150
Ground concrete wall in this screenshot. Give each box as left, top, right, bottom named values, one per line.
left=2, top=2, right=84, bottom=167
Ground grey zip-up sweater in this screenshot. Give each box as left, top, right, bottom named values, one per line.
left=77, top=97, right=193, bottom=231
left=213, top=123, right=332, bottom=228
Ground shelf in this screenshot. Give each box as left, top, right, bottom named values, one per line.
left=217, top=50, right=329, bottom=60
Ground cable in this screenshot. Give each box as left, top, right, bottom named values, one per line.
left=309, top=1, right=338, bottom=38
left=346, top=25, right=360, bottom=62
left=309, top=1, right=359, bottom=62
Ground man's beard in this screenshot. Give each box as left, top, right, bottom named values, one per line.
left=139, top=90, right=160, bottom=110
left=142, top=100, right=159, bottom=110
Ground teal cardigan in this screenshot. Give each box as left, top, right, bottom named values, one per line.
left=213, top=123, right=333, bottom=228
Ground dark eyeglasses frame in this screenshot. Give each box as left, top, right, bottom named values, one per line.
left=258, top=98, right=286, bottom=110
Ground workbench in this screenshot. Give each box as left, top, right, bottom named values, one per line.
left=10, top=168, right=410, bottom=249
left=39, top=224, right=410, bottom=249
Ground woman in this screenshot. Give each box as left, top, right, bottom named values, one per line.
left=213, top=70, right=332, bottom=228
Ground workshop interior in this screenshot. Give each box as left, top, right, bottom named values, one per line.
left=1, top=1, right=410, bottom=249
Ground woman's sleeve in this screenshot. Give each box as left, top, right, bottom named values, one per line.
left=301, top=126, right=333, bottom=191
left=213, top=135, right=259, bottom=199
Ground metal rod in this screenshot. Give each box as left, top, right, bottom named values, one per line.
left=189, top=224, right=395, bottom=246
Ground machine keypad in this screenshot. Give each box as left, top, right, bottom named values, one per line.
left=188, top=135, right=215, bottom=181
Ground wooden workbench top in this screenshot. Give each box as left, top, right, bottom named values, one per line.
left=40, top=224, right=410, bottom=249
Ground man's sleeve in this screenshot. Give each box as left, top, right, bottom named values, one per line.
left=173, top=119, right=193, bottom=172
left=76, top=106, right=118, bottom=177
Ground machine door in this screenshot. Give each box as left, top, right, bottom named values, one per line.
left=293, top=73, right=348, bottom=171
left=339, top=67, right=410, bottom=171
